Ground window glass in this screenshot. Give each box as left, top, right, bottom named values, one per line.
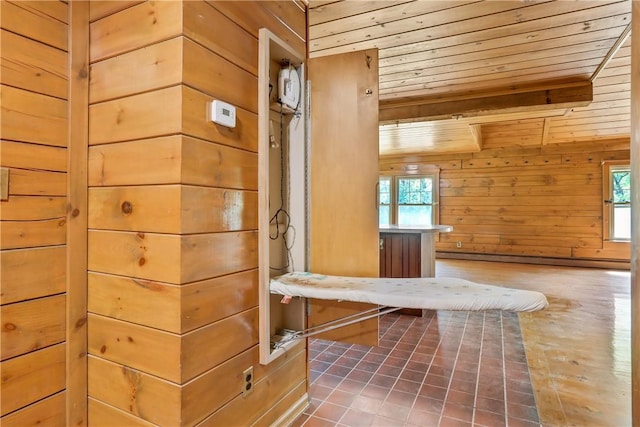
left=611, top=167, right=631, bottom=240
left=379, top=175, right=435, bottom=226
left=379, top=177, right=391, bottom=225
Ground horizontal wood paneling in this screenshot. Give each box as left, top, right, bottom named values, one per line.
left=0, top=246, right=66, bottom=304
left=0, top=344, right=66, bottom=416
left=89, top=0, right=182, bottom=62
left=0, top=140, right=67, bottom=172
left=0, top=30, right=67, bottom=99
left=0, top=86, right=68, bottom=147
left=89, top=85, right=258, bottom=151
left=1, top=196, right=66, bottom=221
left=210, top=1, right=306, bottom=56
left=88, top=185, right=257, bottom=233
left=199, top=347, right=307, bottom=426
left=89, top=85, right=182, bottom=145
left=0, top=1, right=67, bottom=51
left=89, top=1, right=144, bottom=23
left=89, top=307, right=258, bottom=383
left=383, top=141, right=629, bottom=260
left=183, top=1, right=258, bottom=76
left=88, top=398, right=155, bottom=427
left=88, top=314, right=182, bottom=383
left=7, top=169, right=66, bottom=197
left=0, top=392, right=65, bottom=427
left=181, top=307, right=258, bottom=381
left=1, top=295, right=66, bottom=360
left=88, top=230, right=257, bottom=284
left=89, top=36, right=183, bottom=104
left=88, top=269, right=258, bottom=334
left=1, top=218, right=66, bottom=250
left=88, top=356, right=181, bottom=425
left=87, top=2, right=306, bottom=425
left=88, top=136, right=258, bottom=187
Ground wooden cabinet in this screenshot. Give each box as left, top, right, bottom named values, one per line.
left=307, top=48, right=380, bottom=346
left=379, top=232, right=422, bottom=278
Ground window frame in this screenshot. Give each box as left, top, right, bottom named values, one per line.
left=603, top=160, right=631, bottom=242
left=379, top=170, right=440, bottom=226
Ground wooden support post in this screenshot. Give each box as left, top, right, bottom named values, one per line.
left=631, top=2, right=639, bottom=425
left=468, top=124, right=482, bottom=151
left=67, top=2, right=89, bottom=426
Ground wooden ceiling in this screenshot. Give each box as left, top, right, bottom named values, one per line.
left=307, top=0, right=631, bottom=157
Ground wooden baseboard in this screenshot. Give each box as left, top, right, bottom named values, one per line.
left=436, top=252, right=630, bottom=270
left=270, top=393, right=309, bottom=427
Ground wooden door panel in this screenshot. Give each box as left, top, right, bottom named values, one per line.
left=308, top=49, right=379, bottom=346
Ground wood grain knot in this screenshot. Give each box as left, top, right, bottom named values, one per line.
left=138, top=257, right=146, bottom=266
left=121, top=201, right=133, bottom=214
left=100, top=345, right=107, bottom=354
left=4, top=323, right=16, bottom=331
left=72, top=208, right=80, bottom=217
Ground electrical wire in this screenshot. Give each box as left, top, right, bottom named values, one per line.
left=269, top=102, right=295, bottom=272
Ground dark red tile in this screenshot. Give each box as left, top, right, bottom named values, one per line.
left=313, top=401, right=348, bottom=423
left=326, top=364, right=352, bottom=378
left=372, top=415, right=405, bottom=426
left=350, top=395, right=384, bottom=415
left=407, top=407, right=441, bottom=426
left=507, top=402, right=539, bottom=423
left=338, top=378, right=366, bottom=394
left=326, top=389, right=356, bottom=407
left=446, top=389, right=475, bottom=408
left=475, top=396, right=505, bottom=415
left=385, top=356, right=408, bottom=368
left=315, top=373, right=342, bottom=389
left=369, top=373, right=397, bottom=388
left=442, top=401, right=474, bottom=423
left=386, top=389, right=416, bottom=407
left=394, top=378, right=421, bottom=394
left=378, top=364, right=403, bottom=377
left=414, top=395, right=444, bottom=414
left=360, top=383, right=390, bottom=400
left=356, top=360, right=381, bottom=373
left=302, top=415, right=337, bottom=427
left=474, top=408, right=506, bottom=426
left=308, top=383, right=333, bottom=401
left=506, top=389, right=537, bottom=407
left=290, top=413, right=308, bottom=427
left=346, top=368, right=373, bottom=383
left=406, top=360, right=429, bottom=372
left=309, top=360, right=332, bottom=373
left=377, top=401, right=411, bottom=422
left=420, top=384, right=448, bottom=400
left=400, top=368, right=426, bottom=383
left=425, top=373, right=450, bottom=388
left=449, top=378, right=476, bottom=394
left=363, top=352, right=387, bottom=364
left=335, top=355, right=360, bottom=369
left=339, top=408, right=376, bottom=427
left=506, top=416, right=542, bottom=427
left=439, top=415, right=471, bottom=426
left=451, top=369, right=476, bottom=383
left=304, top=398, right=322, bottom=415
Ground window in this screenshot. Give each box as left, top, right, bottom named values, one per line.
left=604, top=162, right=631, bottom=241
left=379, top=174, right=438, bottom=226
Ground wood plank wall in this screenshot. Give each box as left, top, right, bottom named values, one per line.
left=381, top=139, right=630, bottom=262
left=0, top=1, right=69, bottom=424
left=86, top=1, right=307, bottom=425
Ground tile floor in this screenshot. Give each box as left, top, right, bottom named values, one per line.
left=293, top=310, right=540, bottom=427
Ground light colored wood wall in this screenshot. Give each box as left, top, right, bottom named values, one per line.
left=87, top=1, right=307, bottom=424
left=381, top=139, right=630, bottom=262
left=0, top=1, right=69, bottom=423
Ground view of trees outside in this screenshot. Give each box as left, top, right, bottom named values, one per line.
left=612, top=168, right=631, bottom=240
left=397, top=177, right=433, bottom=225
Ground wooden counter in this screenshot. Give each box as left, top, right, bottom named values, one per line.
left=379, top=224, right=453, bottom=278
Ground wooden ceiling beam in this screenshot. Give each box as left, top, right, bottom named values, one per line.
left=379, top=81, right=593, bottom=124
